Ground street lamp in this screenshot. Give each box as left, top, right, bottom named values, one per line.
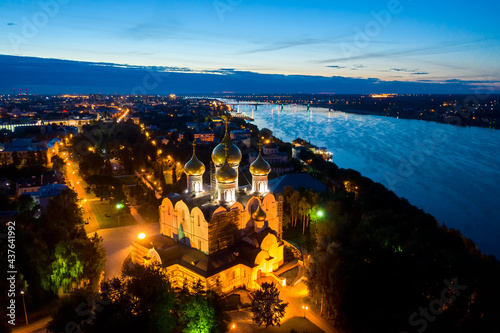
left=20, top=291, right=28, bottom=325
left=138, top=233, right=146, bottom=239
left=317, top=210, right=324, bottom=218
left=302, top=305, right=308, bottom=318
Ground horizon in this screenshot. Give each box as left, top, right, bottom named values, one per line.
left=2, top=54, right=500, bottom=95
left=1, top=0, right=499, bottom=93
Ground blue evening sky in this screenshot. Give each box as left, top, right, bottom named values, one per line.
left=1, top=0, right=499, bottom=88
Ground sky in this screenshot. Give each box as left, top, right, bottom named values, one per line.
left=1, top=0, right=500, bottom=92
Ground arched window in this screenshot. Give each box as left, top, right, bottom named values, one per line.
left=197, top=215, right=200, bottom=226
left=182, top=210, right=185, bottom=221
left=232, top=271, right=235, bottom=280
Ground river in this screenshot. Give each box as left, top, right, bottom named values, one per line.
left=233, top=102, right=500, bottom=259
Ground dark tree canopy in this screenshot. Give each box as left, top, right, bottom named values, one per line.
left=251, top=282, right=288, bottom=328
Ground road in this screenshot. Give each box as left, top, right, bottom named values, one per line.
left=12, top=317, right=50, bottom=333
left=65, top=159, right=161, bottom=279
left=65, top=161, right=100, bottom=233
left=95, top=222, right=160, bottom=279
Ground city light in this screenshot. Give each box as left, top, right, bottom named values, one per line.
left=317, top=210, right=324, bottom=217
left=138, top=233, right=146, bottom=239
left=116, top=203, right=124, bottom=210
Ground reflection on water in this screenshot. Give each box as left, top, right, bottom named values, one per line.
left=237, top=103, right=500, bottom=258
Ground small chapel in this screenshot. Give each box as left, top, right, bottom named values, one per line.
left=131, top=122, right=285, bottom=292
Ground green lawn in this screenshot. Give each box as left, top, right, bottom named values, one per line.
left=283, top=226, right=314, bottom=252
left=253, top=316, right=324, bottom=333
left=90, top=201, right=137, bottom=229
left=117, top=175, right=138, bottom=186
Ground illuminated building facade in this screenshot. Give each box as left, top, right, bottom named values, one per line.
left=131, top=124, right=284, bottom=292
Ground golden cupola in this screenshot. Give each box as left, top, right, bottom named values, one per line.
left=252, top=204, right=267, bottom=222
left=250, top=148, right=271, bottom=176
left=184, top=144, right=205, bottom=176
left=211, top=122, right=242, bottom=167
left=216, top=149, right=237, bottom=183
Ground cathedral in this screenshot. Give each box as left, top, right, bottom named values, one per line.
left=131, top=123, right=285, bottom=292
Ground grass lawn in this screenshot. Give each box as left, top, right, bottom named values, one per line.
left=117, top=175, right=138, bottom=186
left=283, top=227, right=314, bottom=251
left=90, top=201, right=137, bottom=229
left=253, top=316, right=324, bottom=333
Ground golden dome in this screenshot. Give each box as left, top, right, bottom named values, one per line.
left=250, top=149, right=271, bottom=176
left=211, top=124, right=242, bottom=166
left=252, top=205, right=267, bottom=222
left=184, top=145, right=205, bottom=176
left=216, top=150, right=237, bottom=183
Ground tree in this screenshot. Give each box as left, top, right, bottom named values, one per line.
left=251, top=282, right=288, bottom=328
left=288, top=191, right=301, bottom=227
left=45, top=241, right=84, bottom=294
left=298, top=196, right=311, bottom=234
left=177, top=279, right=229, bottom=333
left=51, top=155, right=65, bottom=171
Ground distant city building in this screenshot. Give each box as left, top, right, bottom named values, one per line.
left=292, top=138, right=332, bottom=162
left=211, top=117, right=225, bottom=123
left=193, top=132, right=216, bottom=143
left=0, top=138, right=60, bottom=165
left=29, top=183, right=68, bottom=209
left=248, top=142, right=292, bottom=175
left=186, top=122, right=198, bottom=130
left=230, top=129, right=252, bottom=140
left=16, top=170, right=64, bottom=196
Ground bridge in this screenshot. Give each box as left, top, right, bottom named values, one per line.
left=0, top=119, right=93, bottom=132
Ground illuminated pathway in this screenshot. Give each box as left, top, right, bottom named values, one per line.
left=65, top=160, right=100, bottom=233
left=95, top=222, right=160, bottom=279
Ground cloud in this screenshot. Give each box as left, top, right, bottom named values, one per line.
left=1, top=54, right=497, bottom=94
left=7, top=22, right=16, bottom=26
left=391, top=68, right=418, bottom=72
left=244, top=38, right=327, bottom=54
left=327, top=65, right=345, bottom=69
left=351, top=64, right=367, bottom=70
left=389, top=68, right=428, bottom=75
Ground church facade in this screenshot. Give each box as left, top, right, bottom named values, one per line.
left=131, top=124, right=285, bottom=293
